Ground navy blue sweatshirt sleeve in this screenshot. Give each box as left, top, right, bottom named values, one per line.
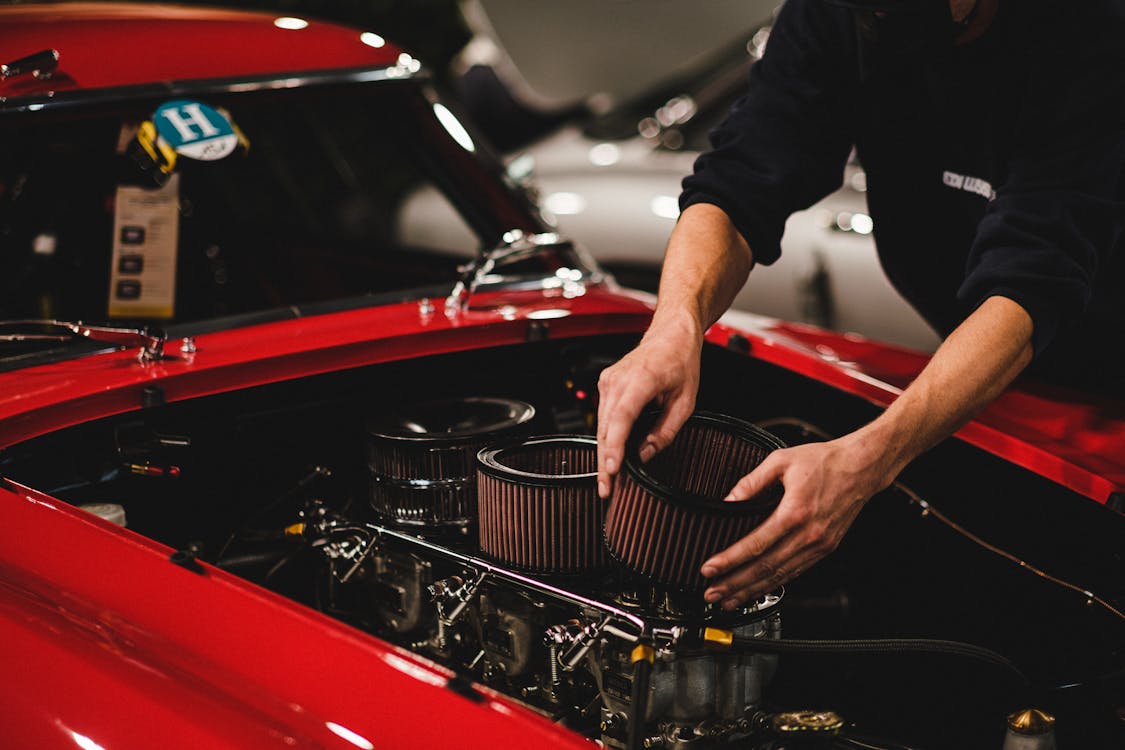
left=957, top=6, right=1125, bottom=356
left=679, top=0, right=856, bottom=265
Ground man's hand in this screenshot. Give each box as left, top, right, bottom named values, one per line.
left=596, top=319, right=702, bottom=498
left=595, top=204, right=755, bottom=499
left=700, top=435, right=892, bottom=609
left=699, top=295, right=1035, bottom=608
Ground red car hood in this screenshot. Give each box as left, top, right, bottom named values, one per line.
left=1, top=288, right=1122, bottom=505
left=0, top=2, right=404, bottom=100
left=0, top=286, right=1122, bottom=750
left=0, top=477, right=595, bottom=750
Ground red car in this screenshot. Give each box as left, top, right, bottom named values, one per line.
left=0, top=4, right=1121, bottom=750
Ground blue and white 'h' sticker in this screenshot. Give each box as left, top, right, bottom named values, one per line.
left=154, top=100, right=238, bottom=161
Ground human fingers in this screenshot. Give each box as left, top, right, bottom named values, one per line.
left=596, top=368, right=652, bottom=498
left=724, top=451, right=785, bottom=502
left=707, top=544, right=822, bottom=610
left=704, top=492, right=847, bottom=606
left=596, top=367, right=623, bottom=498
left=595, top=365, right=620, bottom=448
left=638, top=388, right=695, bottom=462
left=699, top=490, right=795, bottom=581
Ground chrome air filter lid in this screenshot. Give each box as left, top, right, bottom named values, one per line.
left=367, top=397, right=535, bottom=529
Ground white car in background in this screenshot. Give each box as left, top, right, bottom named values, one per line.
left=402, top=0, right=942, bottom=352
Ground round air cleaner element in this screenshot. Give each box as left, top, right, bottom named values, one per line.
left=477, top=435, right=605, bottom=573
left=367, top=397, right=535, bottom=529
left=604, top=412, right=786, bottom=592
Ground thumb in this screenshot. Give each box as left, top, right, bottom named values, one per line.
left=725, top=454, right=784, bottom=502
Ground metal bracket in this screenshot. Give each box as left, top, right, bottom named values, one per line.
left=0, top=320, right=166, bottom=362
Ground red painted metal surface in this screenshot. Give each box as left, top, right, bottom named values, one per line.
left=0, top=285, right=1121, bottom=747
left=707, top=315, right=1125, bottom=505
left=0, top=289, right=653, bottom=447
left=0, top=478, right=595, bottom=750
left=0, top=3, right=403, bottom=100
left=1, top=288, right=1122, bottom=506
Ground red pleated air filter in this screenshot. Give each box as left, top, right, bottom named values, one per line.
left=476, top=435, right=606, bottom=573
left=367, top=397, right=535, bottom=529
left=603, top=412, right=786, bottom=592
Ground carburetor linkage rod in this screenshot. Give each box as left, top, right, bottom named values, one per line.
left=368, top=524, right=648, bottom=642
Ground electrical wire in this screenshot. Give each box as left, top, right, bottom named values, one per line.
left=264, top=546, right=304, bottom=582
left=753, top=417, right=1125, bottom=624
left=893, top=481, right=1125, bottom=622
left=836, top=735, right=924, bottom=750
left=215, top=465, right=332, bottom=562
left=214, top=547, right=292, bottom=571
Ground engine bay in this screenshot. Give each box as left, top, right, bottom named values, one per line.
left=3, top=334, right=1122, bottom=749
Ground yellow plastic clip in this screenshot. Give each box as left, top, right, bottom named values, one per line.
left=703, top=627, right=734, bottom=649
left=135, top=120, right=178, bottom=176
left=283, top=522, right=306, bottom=538
left=231, top=120, right=251, bottom=153
left=216, top=106, right=251, bottom=154
left=630, top=644, right=655, bottom=664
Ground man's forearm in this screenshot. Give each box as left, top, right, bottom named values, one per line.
left=594, top=203, right=755, bottom=495
left=701, top=295, right=1036, bottom=608
left=848, top=295, right=1035, bottom=485
left=648, top=203, right=755, bottom=337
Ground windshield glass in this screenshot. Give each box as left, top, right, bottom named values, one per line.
left=0, top=77, right=520, bottom=335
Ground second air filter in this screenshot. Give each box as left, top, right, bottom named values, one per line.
left=477, top=435, right=606, bottom=573
left=604, top=412, right=786, bottom=592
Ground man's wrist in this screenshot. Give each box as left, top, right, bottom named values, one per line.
left=644, top=308, right=706, bottom=349
left=841, top=422, right=913, bottom=492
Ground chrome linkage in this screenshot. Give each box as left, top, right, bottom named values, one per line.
left=0, top=319, right=166, bottom=362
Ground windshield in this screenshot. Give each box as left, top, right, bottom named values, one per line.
left=0, top=75, right=541, bottom=339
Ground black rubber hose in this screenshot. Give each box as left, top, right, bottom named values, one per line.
left=627, top=655, right=652, bottom=750
left=730, top=635, right=1028, bottom=686
left=214, top=548, right=291, bottom=571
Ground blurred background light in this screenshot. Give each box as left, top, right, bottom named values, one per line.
left=588, top=143, right=621, bottom=167
left=543, top=192, right=587, bottom=216
left=650, top=195, right=680, bottom=220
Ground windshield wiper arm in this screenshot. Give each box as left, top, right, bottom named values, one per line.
left=0, top=320, right=165, bottom=362
left=0, top=49, right=59, bottom=82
